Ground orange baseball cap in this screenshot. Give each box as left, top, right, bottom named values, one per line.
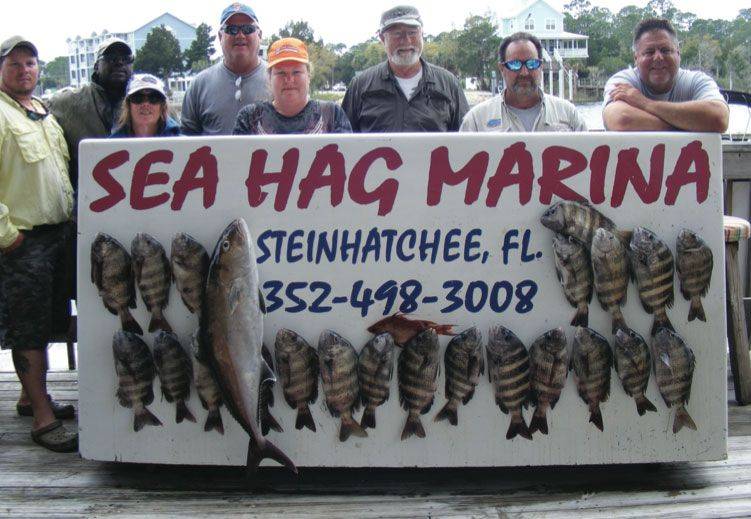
left=267, top=37, right=309, bottom=68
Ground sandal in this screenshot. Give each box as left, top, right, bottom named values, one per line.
left=31, top=420, right=78, bottom=453
left=17, top=395, right=75, bottom=419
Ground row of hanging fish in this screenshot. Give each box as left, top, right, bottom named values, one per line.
left=542, top=200, right=713, bottom=335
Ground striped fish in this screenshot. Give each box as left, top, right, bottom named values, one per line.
left=613, top=328, right=657, bottom=416
left=358, top=333, right=395, bottom=430
left=318, top=330, right=366, bottom=442
left=553, top=233, right=593, bottom=327
left=153, top=331, right=195, bottom=424
left=676, top=229, right=713, bottom=322
left=571, top=327, right=612, bottom=431
left=540, top=200, right=629, bottom=247
left=435, top=327, right=484, bottom=426
left=91, top=233, right=142, bottom=335
left=591, top=227, right=630, bottom=333
left=112, top=330, right=161, bottom=431
left=630, top=227, right=675, bottom=335
left=486, top=325, right=532, bottom=440
left=275, top=328, right=319, bottom=432
left=190, top=330, right=224, bottom=434
left=652, top=328, right=697, bottom=433
left=170, top=233, right=209, bottom=315
left=131, top=233, right=172, bottom=333
left=398, top=329, right=440, bottom=440
left=529, top=328, right=568, bottom=436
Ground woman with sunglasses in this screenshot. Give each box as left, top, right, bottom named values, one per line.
left=111, top=74, right=180, bottom=138
left=233, top=38, right=351, bottom=135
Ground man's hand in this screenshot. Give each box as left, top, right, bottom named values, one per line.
left=1, top=233, right=24, bottom=255
left=609, top=83, right=651, bottom=111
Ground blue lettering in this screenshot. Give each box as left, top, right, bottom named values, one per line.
left=396, top=230, right=416, bottom=261
left=419, top=229, right=440, bottom=264
left=501, top=230, right=520, bottom=265
left=361, top=228, right=381, bottom=263
left=315, top=230, right=337, bottom=264
left=341, top=230, right=362, bottom=264
left=464, top=229, right=482, bottom=262
left=443, top=228, right=462, bottom=262
left=287, top=230, right=304, bottom=263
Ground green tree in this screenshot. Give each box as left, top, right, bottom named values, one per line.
left=456, top=14, right=500, bottom=90
left=338, top=40, right=385, bottom=84
left=41, top=56, right=69, bottom=90
left=272, top=20, right=317, bottom=44
left=308, top=43, right=339, bottom=91
left=134, top=25, right=184, bottom=88
left=183, top=23, right=214, bottom=72
left=423, top=30, right=462, bottom=76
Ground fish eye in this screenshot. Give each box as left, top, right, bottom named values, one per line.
left=221, top=240, right=230, bottom=251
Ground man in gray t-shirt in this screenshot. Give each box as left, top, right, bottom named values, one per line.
left=181, top=3, right=270, bottom=135
left=603, top=18, right=728, bottom=132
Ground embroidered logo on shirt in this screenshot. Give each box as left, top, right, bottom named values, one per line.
left=487, top=118, right=502, bottom=127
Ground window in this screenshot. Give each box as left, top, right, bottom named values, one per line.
left=525, top=17, right=534, bottom=30
left=546, top=19, right=556, bottom=30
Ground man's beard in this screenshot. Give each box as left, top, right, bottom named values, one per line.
left=510, top=78, right=538, bottom=97
left=388, top=47, right=421, bottom=67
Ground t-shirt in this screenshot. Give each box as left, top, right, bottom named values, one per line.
left=603, top=67, right=726, bottom=109
left=233, top=100, right=352, bottom=135
left=181, top=61, right=271, bottom=136
left=395, top=69, right=422, bottom=100
left=507, top=103, right=543, bottom=132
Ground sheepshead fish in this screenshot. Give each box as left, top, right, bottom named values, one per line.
left=630, top=227, right=675, bottom=335
left=676, top=229, right=713, bottom=322
left=652, top=328, right=697, bottom=433
left=571, top=327, right=612, bottom=432
left=486, top=325, right=532, bottom=440
left=170, top=233, right=209, bottom=315
left=591, top=228, right=630, bottom=333
left=191, top=330, right=224, bottom=434
left=435, top=326, right=484, bottom=426
left=398, top=328, right=440, bottom=440
left=131, top=233, right=172, bottom=333
left=358, top=333, right=395, bottom=430
left=112, top=330, right=161, bottom=431
left=613, top=328, right=657, bottom=416
left=552, top=233, right=593, bottom=327
left=529, top=328, right=568, bottom=436
left=540, top=200, right=629, bottom=247
left=259, top=344, right=283, bottom=435
left=153, top=331, right=195, bottom=424
left=201, top=218, right=296, bottom=473
left=367, top=313, right=454, bottom=346
left=91, top=233, right=142, bottom=335
left=275, top=328, right=319, bottom=432
left=318, top=330, right=366, bottom=441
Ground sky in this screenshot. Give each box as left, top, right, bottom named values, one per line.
left=1, top=0, right=747, bottom=61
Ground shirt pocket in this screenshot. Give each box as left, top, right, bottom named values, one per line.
left=9, top=123, right=49, bottom=164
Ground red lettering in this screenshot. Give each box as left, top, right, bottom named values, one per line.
left=589, top=145, right=610, bottom=205
left=298, top=144, right=346, bottom=209
left=89, top=150, right=129, bottom=212
left=245, top=148, right=299, bottom=211
left=348, top=147, right=401, bottom=216
left=130, top=150, right=172, bottom=210
left=427, top=146, right=489, bottom=206
left=665, top=141, right=710, bottom=205
left=486, top=142, right=533, bottom=206
left=171, top=146, right=218, bottom=210
left=538, top=145, right=587, bottom=204
left=611, top=145, right=664, bottom=207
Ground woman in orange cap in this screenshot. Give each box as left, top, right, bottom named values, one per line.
left=233, top=37, right=351, bottom=134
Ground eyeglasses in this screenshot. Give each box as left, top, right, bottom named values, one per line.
left=501, top=58, right=542, bottom=72
left=235, top=76, right=242, bottom=101
left=102, top=54, right=134, bottom=65
left=129, top=91, right=163, bottom=104
left=222, top=24, right=257, bottom=36
left=385, top=28, right=420, bottom=40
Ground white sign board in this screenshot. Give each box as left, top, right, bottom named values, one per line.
left=78, top=133, right=726, bottom=467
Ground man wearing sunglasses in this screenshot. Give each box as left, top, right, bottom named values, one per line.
left=181, top=2, right=270, bottom=136
left=0, top=36, right=78, bottom=453
left=461, top=32, right=585, bottom=132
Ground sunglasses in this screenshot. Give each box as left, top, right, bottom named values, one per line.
left=129, top=91, right=163, bottom=104
left=222, top=24, right=257, bottom=36
left=501, top=58, right=542, bottom=71
left=102, top=54, right=134, bottom=65
left=11, top=97, right=49, bottom=121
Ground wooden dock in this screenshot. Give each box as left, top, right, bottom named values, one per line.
left=1, top=369, right=750, bottom=517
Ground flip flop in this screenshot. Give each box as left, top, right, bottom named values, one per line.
left=30, top=420, right=78, bottom=453
left=17, top=395, right=75, bottom=419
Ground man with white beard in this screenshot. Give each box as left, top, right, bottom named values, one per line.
left=342, top=5, right=468, bottom=132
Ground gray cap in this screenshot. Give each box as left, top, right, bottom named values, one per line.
left=380, top=5, right=422, bottom=33
left=95, top=37, right=132, bottom=61
left=0, top=36, right=38, bottom=58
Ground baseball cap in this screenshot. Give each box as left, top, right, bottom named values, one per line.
left=126, top=74, right=166, bottom=99
left=96, top=38, right=132, bottom=61
left=0, top=36, right=38, bottom=58
left=379, top=5, right=422, bottom=33
left=267, top=38, right=309, bottom=68
left=220, top=3, right=258, bottom=26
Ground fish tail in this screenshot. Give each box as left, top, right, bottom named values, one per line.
left=134, top=406, right=162, bottom=431
left=176, top=400, right=196, bottom=424
left=339, top=415, right=368, bottom=442
left=611, top=308, right=628, bottom=334
left=528, top=408, right=548, bottom=436
left=296, top=405, right=316, bottom=432
left=401, top=412, right=426, bottom=441
left=120, top=309, right=143, bottom=335
left=433, top=324, right=455, bottom=336
left=507, top=414, right=532, bottom=441
left=246, top=438, right=297, bottom=475
left=434, top=400, right=459, bottom=426
left=635, top=395, right=658, bottom=416
left=673, top=405, right=697, bottom=433
left=204, top=408, right=224, bottom=434
left=589, top=404, right=604, bottom=431
left=148, top=310, right=172, bottom=333
left=570, top=303, right=589, bottom=327
left=261, top=409, right=284, bottom=435
left=651, top=311, right=674, bottom=336
left=688, top=297, right=706, bottom=322
left=360, top=406, right=376, bottom=430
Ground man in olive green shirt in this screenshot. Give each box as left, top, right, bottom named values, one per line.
left=0, top=36, right=77, bottom=452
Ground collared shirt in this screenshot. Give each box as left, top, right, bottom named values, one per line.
left=603, top=67, right=726, bottom=108
left=460, top=89, right=587, bottom=133
left=342, top=59, right=469, bottom=133
left=0, top=91, right=73, bottom=248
